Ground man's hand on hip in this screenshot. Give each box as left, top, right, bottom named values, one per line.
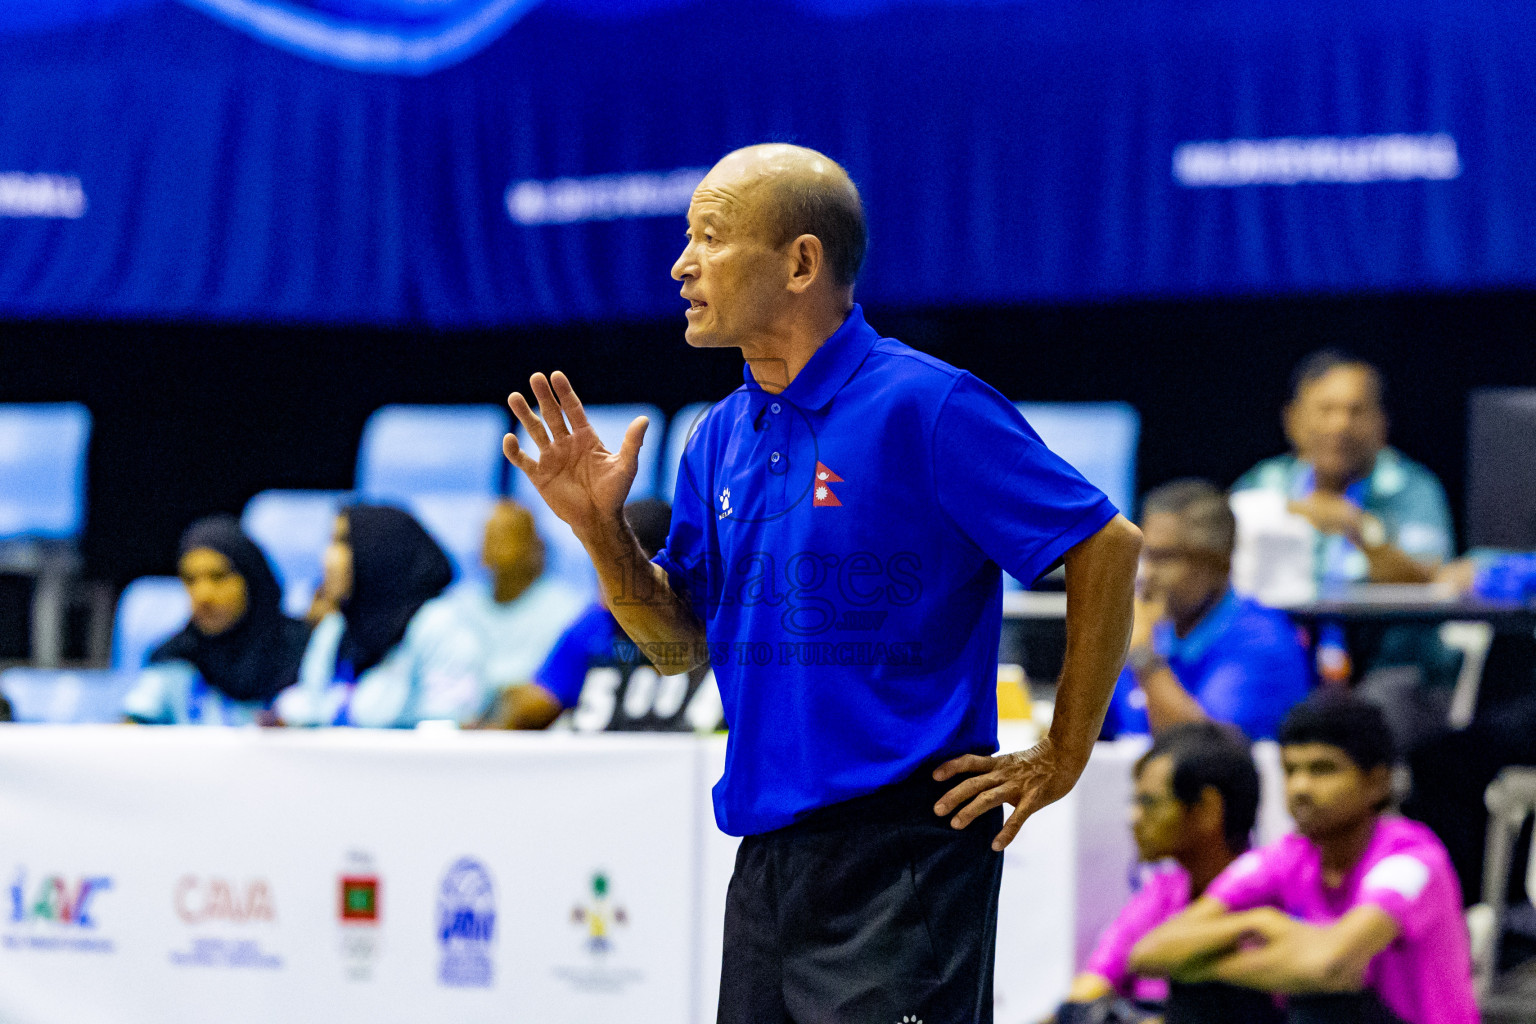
left=931, top=735, right=1090, bottom=851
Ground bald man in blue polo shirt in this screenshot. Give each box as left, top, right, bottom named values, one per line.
left=504, top=144, right=1141, bottom=1024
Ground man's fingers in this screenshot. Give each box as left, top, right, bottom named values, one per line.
left=949, top=784, right=1010, bottom=831
left=932, top=753, right=995, bottom=782
left=529, top=373, right=570, bottom=440
left=507, top=392, right=551, bottom=452
left=502, top=433, right=538, bottom=475
left=991, top=804, right=1031, bottom=852
left=550, top=371, right=591, bottom=433
left=617, top=416, right=649, bottom=469
left=935, top=771, right=999, bottom=817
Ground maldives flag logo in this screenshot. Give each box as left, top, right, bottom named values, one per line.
left=813, top=462, right=843, bottom=507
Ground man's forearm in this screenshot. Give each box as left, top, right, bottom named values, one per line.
left=1362, top=542, right=1436, bottom=584
left=1130, top=906, right=1259, bottom=977
left=1052, top=515, right=1142, bottom=762
left=1136, top=660, right=1209, bottom=734
left=580, top=515, right=707, bottom=674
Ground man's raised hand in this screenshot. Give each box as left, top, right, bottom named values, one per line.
left=503, top=372, right=648, bottom=539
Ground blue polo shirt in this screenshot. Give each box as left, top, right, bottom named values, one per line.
left=655, top=305, right=1118, bottom=836
left=1101, top=590, right=1311, bottom=741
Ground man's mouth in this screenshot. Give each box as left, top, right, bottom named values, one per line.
left=685, top=299, right=707, bottom=318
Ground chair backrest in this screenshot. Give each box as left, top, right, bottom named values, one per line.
left=0, top=668, right=136, bottom=724
left=0, top=403, right=92, bottom=542
left=242, top=489, right=351, bottom=617
left=660, top=401, right=716, bottom=502
left=356, top=405, right=509, bottom=502
left=406, top=492, right=498, bottom=589
left=111, top=576, right=192, bottom=672
left=1467, top=388, right=1536, bottom=549
left=1014, top=402, right=1140, bottom=518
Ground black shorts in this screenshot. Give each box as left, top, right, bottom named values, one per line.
left=717, top=767, right=1004, bottom=1024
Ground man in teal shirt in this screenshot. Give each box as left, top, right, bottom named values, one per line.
left=1234, top=350, right=1453, bottom=588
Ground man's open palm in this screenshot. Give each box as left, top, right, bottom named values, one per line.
left=503, top=371, right=648, bottom=537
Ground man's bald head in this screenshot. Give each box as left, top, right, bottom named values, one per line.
left=705, top=144, right=867, bottom=288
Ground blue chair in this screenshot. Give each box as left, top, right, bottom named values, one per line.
left=356, top=405, right=509, bottom=502
left=1006, top=402, right=1140, bottom=590
left=1014, top=402, right=1140, bottom=519
left=407, top=492, right=498, bottom=589
left=0, top=403, right=91, bottom=542
left=242, top=489, right=351, bottom=617
left=111, top=577, right=191, bottom=672
left=660, top=401, right=717, bottom=503
left=0, top=668, right=136, bottom=724
left=0, top=403, right=93, bottom=665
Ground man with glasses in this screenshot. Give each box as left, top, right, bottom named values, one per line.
left=1102, top=479, right=1310, bottom=741
left=1055, top=722, right=1281, bottom=1023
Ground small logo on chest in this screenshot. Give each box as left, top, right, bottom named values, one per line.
left=718, top=487, right=733, bottom=520
left=813, top=462, right=844, bottom=507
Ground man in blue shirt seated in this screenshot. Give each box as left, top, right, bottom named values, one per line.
left=1104, top=479, right=1311, bottom=741
left=487, top=499, right=722, bottom=732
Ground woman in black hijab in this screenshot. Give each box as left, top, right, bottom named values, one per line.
left=122, top=515, right=310, bottom=725
left=276, top=505, right=485, bottom=728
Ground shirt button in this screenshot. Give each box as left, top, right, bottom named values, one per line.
left=770, top=403, right=781, bottom=414
left=770, top=452, right=781, bottom=463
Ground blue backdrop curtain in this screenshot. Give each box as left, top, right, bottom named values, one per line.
left=0, top=0, right=1532, bottom=327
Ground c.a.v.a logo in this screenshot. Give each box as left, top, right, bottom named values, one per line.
left=437, top=858, right=495, bottom=988
left=5, top=868, right=114, bottom=953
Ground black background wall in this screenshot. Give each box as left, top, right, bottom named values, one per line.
left=3, top=288, right=1534, bottom=592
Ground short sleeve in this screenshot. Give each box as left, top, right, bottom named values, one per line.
left=122, top=664, right=179, bottom=723
left=1084, top=875, right=1179, bottom=991
left=1357, top=852, right=1437, bottom=941
left=535, top=604, right=609, bottom=709
left=1205, top=846, right=1287, bottom=912
left=1391, top=473, right=1454, bottom=563
left=933, top=375, right=1118, bottom=585
left=655, top=454, right=712, bottom=623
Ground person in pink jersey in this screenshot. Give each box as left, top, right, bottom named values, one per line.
left=1131, top=692, right=1479, bottom=1024
left=1054, top=721, right=1281, bottom=1024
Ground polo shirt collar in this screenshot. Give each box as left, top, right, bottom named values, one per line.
left=1153, top=588, right=1242, bottom=664
left=740, top=304, right=879, bottom=410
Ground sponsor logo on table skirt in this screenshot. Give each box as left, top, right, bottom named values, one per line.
left=339, top=850, right=382, bottom=982
left=438, top=857, right=496, bottom=988
left=4, top=868, right=114, bottom=953
left=554, top=870, right=643, bottom=994
left=169, top=875, right=282, bottom=970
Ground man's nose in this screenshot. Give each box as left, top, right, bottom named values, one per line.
left=671, top=247, right=694, bottom=281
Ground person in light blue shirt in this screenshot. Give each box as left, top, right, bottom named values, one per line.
left=442, top=499, right=586, bottom=696
left=124, top=515, right=310, bottom=725
left=1104, top=480, right=1311, bottom=741
left=1233, top=350, right=1454, bottom=587
left=276, top=505, right=486, bottom=728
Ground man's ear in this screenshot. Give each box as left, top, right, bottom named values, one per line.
left=785, top=233, right=823, bottom=294
left=1365, top=764, right=1394, bottom=808
left=1194, top=785, right=1228, bottom=842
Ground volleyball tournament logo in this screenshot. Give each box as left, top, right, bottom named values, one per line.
left=5, top=868, right=115, bottom=953
left=570, top=871, right=627, bottom=954
left=437, top=858, right=496, bottom=988
left=553, top=871, right=643, bottom=994
left=337, top=851, right=381, bottom=982
left=168, top=874, right=282, bottom=969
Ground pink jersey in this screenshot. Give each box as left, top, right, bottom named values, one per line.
left=1207, top=816, right=1478, bottom=1024
left=1083, top=863, right=1190, bottom=1003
